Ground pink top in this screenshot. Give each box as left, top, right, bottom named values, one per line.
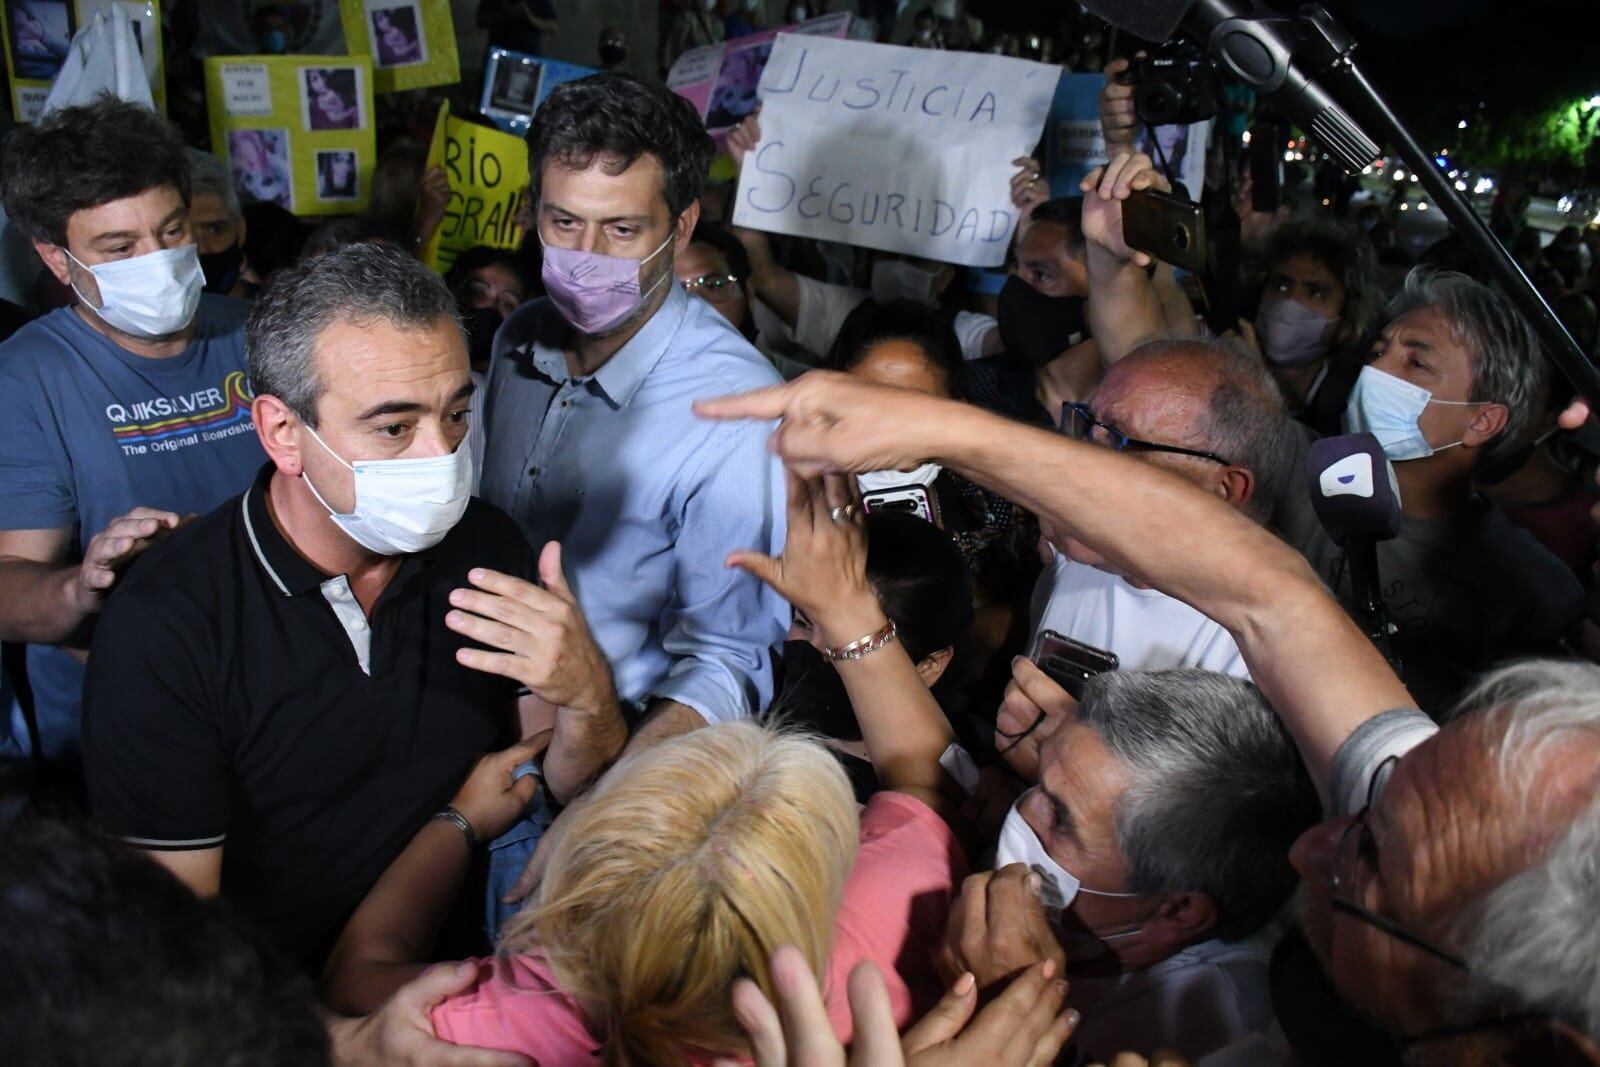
left=432, top=791, right=965, bottom=1063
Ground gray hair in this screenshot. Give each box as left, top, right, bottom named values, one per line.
left=1444, top=659, right=1600, bottom=1035
left=1385, top=269, right=1544, bottom=459
left=187, top=150, right=240, bottom=218
left=1124, top=338, right=1295, bottom=523
left=245, top=242, right=461, bottom=426
left=1076, top=668, right=1319, bottom=940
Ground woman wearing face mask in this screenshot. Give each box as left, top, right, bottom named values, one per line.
left=829, top=300, right=1034, bottom=585
left=1237, top=220, right=1383, bottom=437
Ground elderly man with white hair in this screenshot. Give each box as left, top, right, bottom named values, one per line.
left=698, top=356, right=1600, bottom=1062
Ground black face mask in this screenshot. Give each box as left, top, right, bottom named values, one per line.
left=772, top=640, right=860, bottom=741
left=199, top=242, right=244, bottom=296
left=461, top=305, right=504, bottom=369
left=599, top=42, right=627, bottom=66
left=997, top=274, right=1087, bottom=370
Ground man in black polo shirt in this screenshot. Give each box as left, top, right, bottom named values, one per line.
left=81, top=244, right=626, bottom=971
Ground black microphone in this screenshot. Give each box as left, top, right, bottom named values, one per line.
left=1307, top=433, right=1401, bottom=667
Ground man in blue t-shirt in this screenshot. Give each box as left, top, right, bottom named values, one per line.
left=0, top=98, right=264, bottom=762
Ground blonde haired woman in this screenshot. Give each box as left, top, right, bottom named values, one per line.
left=324, top=470, right=1074, bottom=1064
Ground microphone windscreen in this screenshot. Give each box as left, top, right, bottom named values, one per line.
left=1307, top=433, right=1402, bottom=544
left=1074, top=0, right=1196, bottom=43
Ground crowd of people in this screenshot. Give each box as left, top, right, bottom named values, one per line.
left=2, top=5, right=1600, bottom=1067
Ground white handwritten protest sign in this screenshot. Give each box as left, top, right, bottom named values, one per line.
left=732, top=36, right=1059, bottom=268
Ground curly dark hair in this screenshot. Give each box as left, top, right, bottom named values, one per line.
left=1, top=95, right=192, bottom=246
left=0, top=815, right=329, bottom=1065
left=526, top=73, right=713, bottom=220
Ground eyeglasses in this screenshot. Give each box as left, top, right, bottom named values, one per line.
left=1328, top=755, right=1470, bottom=973
left=682, top=273, right=742, bottom=301
left=1060, top=402, right=1232, bottom=467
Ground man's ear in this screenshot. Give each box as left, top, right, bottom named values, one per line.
left=1462, top=402, right=1510, bottom=449
left=674, top=199, right=702, bottom=256
left=1142, top=890, right=1219, bottom=953
left=34, top=239, right=72, bottom=287
left=1211, top=465, right=1256, bottom=515
left=252, top=395, right=305, bottom=477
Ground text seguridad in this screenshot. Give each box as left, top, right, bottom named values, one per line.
left=733, top=36, right=1060, bottom=268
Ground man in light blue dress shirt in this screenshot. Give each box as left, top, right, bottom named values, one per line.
left=475, top=74, right=787, bottom=929
left=479, top=73, right=786, bottom=767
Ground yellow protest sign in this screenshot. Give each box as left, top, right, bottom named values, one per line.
left=420, top=103, right=530, bottom=274
left=204, top=54, right=376, bottom=217
left=1, top=1, right=166, bottom=124
left=341, top=0, right=459, bottom=94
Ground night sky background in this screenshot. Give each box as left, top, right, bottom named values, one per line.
left=1017, top=0, right=1598, bottom=172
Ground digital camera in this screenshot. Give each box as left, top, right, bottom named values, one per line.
left=1128, top=41, right=1219, bottom=126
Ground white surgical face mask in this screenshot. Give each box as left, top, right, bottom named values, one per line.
left=870, top=258, right=942, bottom=308
left=65, top=244, right=204, bottom=340
left=1342, top=365, right=1483, bottom=462
left=856, top=462, right=941, bottom=493
left=301, top=425, right=472, bottom=556
left=994, top=793, right=1143, bottom=915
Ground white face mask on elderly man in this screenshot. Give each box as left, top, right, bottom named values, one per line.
left=63, top=243, right=204, bottom=340
left=300, top=425, right=473, bottom=556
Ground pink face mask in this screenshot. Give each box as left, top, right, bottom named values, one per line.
left=539, top=226, right=675, bottom=336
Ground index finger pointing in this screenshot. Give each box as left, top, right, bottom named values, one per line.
left=694, top=384, right=794, bottom=422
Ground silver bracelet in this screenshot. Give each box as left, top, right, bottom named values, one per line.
left=823, top=619, right=898, bottom=662
left=431, top=805, right=478, bottom=847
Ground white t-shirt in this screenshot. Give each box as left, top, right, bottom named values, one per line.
left=758, top=273, right=997, bottom=365
left=1031, top=554, right=1250, bottom=679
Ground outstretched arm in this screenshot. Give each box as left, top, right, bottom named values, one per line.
left=697, top=375, right=1414, bottom=807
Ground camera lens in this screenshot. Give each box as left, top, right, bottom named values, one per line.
left=1172, top=227, right=1190, bottom=250
left=1135, top=83, right=1181, bottom=126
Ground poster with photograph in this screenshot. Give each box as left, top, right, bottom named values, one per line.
left=1, top=0, right=166, bottom=123
left=316, top=149, right=360, bottom=201
left=478, top=48, right=595, bottom=136
left=1134, top=118, right=1212, bottom=202
left=419, top=102, right=529, bottom=275
left=205, top=54, right=376, bottom=216
left=340, top=0, right=458, bottom=93
left=666, top=11, right=851, bottom=136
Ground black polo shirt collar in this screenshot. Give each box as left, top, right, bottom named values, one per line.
left=241, top=463, right=449, bottom=590
left=240, top=463, right=440, bottom=676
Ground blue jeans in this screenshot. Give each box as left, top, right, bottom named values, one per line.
left=483, top=787, right=556, bottom=944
